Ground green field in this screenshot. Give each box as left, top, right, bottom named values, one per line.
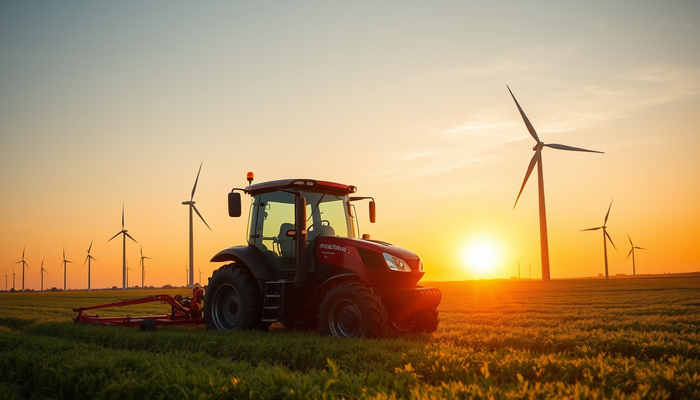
left=1, top=278, right=699, bottom=399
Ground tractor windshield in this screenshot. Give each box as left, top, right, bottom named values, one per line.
left=246, top=191, right=355, bottom=272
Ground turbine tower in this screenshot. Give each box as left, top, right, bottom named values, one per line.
left=4, top=270, right=7, bottom=291
left=508, top=86, right=603, bottom=281
left=40, top=258, right=48, bottom=292
left=182, top=162, right=211, bottom=287
left=83, top=239, right=97, bottom=291
left=12, top=268, right=16, bottom=290
left=108, top=205, right=138, bottom=290
left=139, top=245, right=152, bottom=289
left=126, top=267, right=132, bottom=288
left=14, top=247, right=30, bottom=291
left=581, top=200, right=616, bottom=279
left=58, top=247, right=73, bottom=291
left=626, top=233, right=646, bottom=275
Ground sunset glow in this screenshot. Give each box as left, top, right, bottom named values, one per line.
left=0, top=2, right=698, bottom=289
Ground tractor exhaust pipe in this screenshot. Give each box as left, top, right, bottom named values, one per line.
left=294, top=193, right=307, bottom=287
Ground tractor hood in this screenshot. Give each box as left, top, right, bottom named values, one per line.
left=315, top=236, right=425, bottom=287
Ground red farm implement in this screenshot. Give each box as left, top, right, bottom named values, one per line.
left=73, top=287, right=204, bottom=331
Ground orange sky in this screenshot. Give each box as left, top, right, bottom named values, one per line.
left=1, top=2, right=699, bottom=289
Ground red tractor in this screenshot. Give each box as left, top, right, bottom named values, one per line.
left=204, top=175, right=441, bottom=338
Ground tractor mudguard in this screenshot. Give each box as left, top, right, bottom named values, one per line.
left=210, top=245, right=274, bottom=293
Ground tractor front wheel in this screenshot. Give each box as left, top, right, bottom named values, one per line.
left=204, top=264, right=265, bottom=331
left=318, top=281, right=387, bottom=338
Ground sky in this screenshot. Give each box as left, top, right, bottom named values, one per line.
left=1, top=1, right=699, bottom=290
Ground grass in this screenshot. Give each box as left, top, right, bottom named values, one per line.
left=0, top=278, right=698, bottom=399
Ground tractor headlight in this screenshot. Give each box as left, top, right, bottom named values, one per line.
left=383, top=252, right=411, bottom=272
left=418, top=260, right=424, bottom=272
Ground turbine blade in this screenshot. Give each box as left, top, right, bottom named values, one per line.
left=83, top=255, right=89, bottom=267
left=192, top=204, right=212, bottom=230
left=513, top=151, right=540, bottom=209
left=88, top=239, right=93, bottom=253
left=125, top=232, right=138, bottom=243
left=604, top=199, right=613, bottom=225
left=506, top=86, right=540, bottom=143
left=122, top=204, right=125, bottom=230
left=191, top=162, right=203, bottom=201
left=140, top=245, right=143, bottom=257
left=544, top=143, right=604, bottom=153
left=22, top=246, right=25, bottom=259
left=626, top=248, right=633, bottom=261
left=108, top=232, right=121, bottom=242
left=605, top=229, right=617, bottom=251
left=580, top=227, right=602, bottom=231
left=91, top=256, right=98, bottom=262
left=628, top=232, right=633, bottom=247
left=636, top=247, right=646, bottom=250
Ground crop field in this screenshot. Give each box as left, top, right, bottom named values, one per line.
left=0, top=277, right=699, bottom=399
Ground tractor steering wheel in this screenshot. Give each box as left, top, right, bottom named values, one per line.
left=307, top=220, right=331, bottom=234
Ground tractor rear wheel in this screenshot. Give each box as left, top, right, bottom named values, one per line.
left=318, top=281, right=387, bottom=338
left=204, top=264, right=265, bottom=331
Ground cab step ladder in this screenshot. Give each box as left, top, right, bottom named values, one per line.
left=262, top=280, right=287, bottom=322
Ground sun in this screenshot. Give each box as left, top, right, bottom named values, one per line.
left=462, top=239, right=502, bottom=276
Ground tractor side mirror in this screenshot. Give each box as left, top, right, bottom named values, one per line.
left=228, top=192, right=242, bottom=217
left=369, top=201, right=376, bottom=223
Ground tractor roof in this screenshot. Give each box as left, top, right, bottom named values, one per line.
left=245, top=179, right=357, bottom=196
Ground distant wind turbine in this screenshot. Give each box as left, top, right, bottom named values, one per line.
left=182, top=162, right=211, bottom=287
left=12, top=268, right=16, bottom=290
left=140, top=245, right=152, bottom=289
left=126, top=267, right=132, bottom=288
left=40, top=258, right=48, bottom=292
left=58, top=247, right=73, bottom=291
left=83, top=239, right=97, bottom=291
left=581, top=200, right=616, bottom=279
left=4, top=270, right=7, bottom=291
left=514, top=256, right=522, bottom=279
left=626, top=233, right=646, bottom=276
left=508, top=86, right=604, bottom=281
left=108, top=205, right=138, bottom=290
left=14, top=247, right=30, bottom=291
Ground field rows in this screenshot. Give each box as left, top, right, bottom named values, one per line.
left=1, top=278, right=699, bottom=399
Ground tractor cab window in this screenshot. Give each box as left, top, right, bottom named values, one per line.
left=304, top=193, right=355, bottom=240
left=250, top=192, right=297, bottom=272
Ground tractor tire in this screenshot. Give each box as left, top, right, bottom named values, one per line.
left=389, top=308, right=440, bottom=334
left=139, top=318, right=156, bottom=332
left=318, top=281, right=387, bottom=338
left=204, top=264, right=266, bottom=331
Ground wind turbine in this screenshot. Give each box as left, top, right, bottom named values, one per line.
left=626, top=233, right=646, bottom=276
left=581, top=200, right=616, bottom=279
left=12, top=268, right=16, bottom=290
left=139, top=245, right=152, bottom=289
left=182, top=162, right=211, bottom=287
left=4, top=270, right=7, bottom=291
left=40, top=258, right=48, bottom=292
left=508, top=86, right=604, bottom=281
left=513, top=256, right=522, bottom=279
left=83, top=239, right=97, bottom=291
left=126, top=267, right=132, bottom=288
left=108, top=205, right=138, bottom=290
left=58, top=247, right=73, bottom=291
left=14, top=247, right=30, bottom=291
